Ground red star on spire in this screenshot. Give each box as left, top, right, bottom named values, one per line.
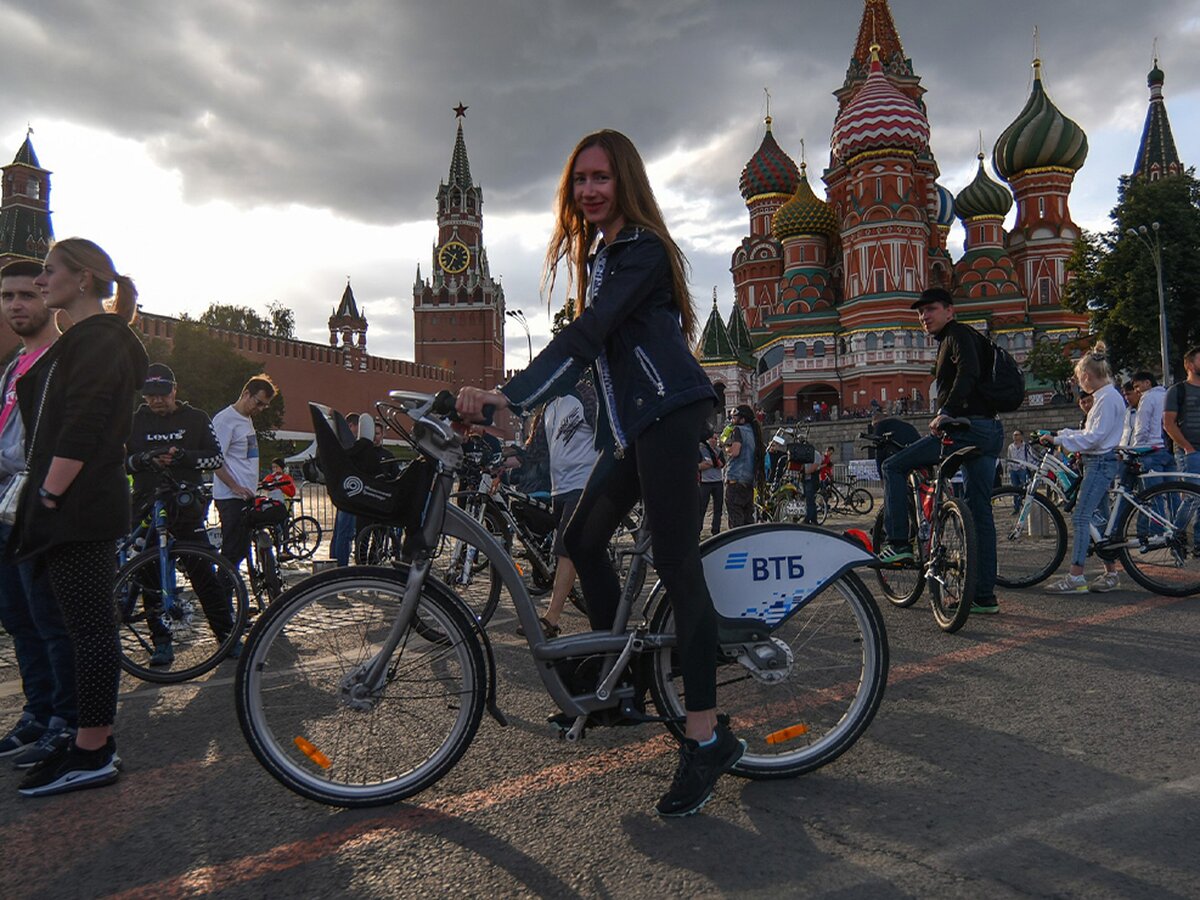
left=453, top=102, right=468, bottom=118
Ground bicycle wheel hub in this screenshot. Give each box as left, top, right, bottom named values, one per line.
left=338, top=666, right=380, bottom=711
left=737, top=637, right=793, bottom=684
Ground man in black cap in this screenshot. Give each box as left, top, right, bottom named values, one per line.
left=126, top=364, right=234, bottom=665
left=877, top=288, right=1004, bottom=614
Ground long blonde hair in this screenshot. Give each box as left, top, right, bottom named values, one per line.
left=541, top=130, right=695, bottom=342
left=50, top=237, right=138, bottom=324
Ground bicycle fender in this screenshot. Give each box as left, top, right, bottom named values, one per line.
left=699, top=524, right=876, bottom=628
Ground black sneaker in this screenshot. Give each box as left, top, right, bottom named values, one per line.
left=18, top=738, right=120, bottom=797
left=656, top=714, right=746, bottom=817
left=0, top=715, right=44, bottom=758
left=12, top=725, right=75, bottom=769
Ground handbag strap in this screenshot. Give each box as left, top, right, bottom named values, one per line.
left=23, top=360, right=56, bottom=467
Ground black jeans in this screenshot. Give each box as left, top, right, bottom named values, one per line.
left=564, top=400, right=718, bottom=712
left=698, top=480, right=723, bottom=534
left=216, top=499, right=251, bottom=570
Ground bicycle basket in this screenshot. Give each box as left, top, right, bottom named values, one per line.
left=310, top=403, right=434, bottom=525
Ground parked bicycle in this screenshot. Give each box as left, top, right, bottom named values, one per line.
left=244, top=498, right=287, bottom=609
left=992, top=441, right=1200, bottom=595
left=816, top=473, right=875, bottom=519
left=114, top=463, right=249, bottom=683
left=864, top=421, right=978, bottom=633
left=235, top=391, right=889, bottom=807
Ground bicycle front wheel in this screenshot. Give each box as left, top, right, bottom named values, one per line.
left=115, top=544, right=249, bottom=683
left=1117, top=480, right=1200, bottom=597
left=929, top=499, right=977, bottom=633
left=255, top=530, right=285, bottom=602
left=649, top=569, right=888, bottom=779
left=870, top=509, right=923, bottom=607
left=355, top=523, right=400, bottom=565
left=848, top=488, right=875, bottom=516
left=286, top=515, right=323, bottom=560
left=991, top=487, right=1067, bottom=588
left=235, top=567, right=486, bottom=807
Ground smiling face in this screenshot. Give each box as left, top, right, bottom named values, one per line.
left=573, top=144, right=625, bottom=239
left=0, top=275, right=52, bottom=337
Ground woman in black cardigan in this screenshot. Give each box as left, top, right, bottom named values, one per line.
left=13, top=238, right=148, bottom=797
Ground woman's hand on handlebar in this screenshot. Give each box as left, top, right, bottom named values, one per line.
left=456, top=387, right=508, bottom=423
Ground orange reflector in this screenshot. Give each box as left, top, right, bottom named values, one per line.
left=515, top=562, right=524, bottom=576
left=294, top=736, right=331, bottom=768
left=765, top=723, right=809, bottom=745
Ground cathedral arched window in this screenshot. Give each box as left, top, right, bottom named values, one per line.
left=813, top=340, right=826, bottom=358
left=865, top=333, right=878, bottom=351
left=902, top=332, right=912, bottom=347
left=794, top=342, right=806, bottom=359
left=882, top=331, right=895, bottom=349
left=1015, top=333, right=1027, bottom=350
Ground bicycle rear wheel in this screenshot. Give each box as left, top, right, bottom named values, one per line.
left=929, top=498, right=976, bottom=633
left=991, top=487, right=1067, bottom=588
left=355, top=523, right=400, bottom=565
left=1117, top=481, right=1200, bottom=597
left=235, top=567, right=486, bottom=807
left=848, top=488, right=875, bottom=516
left=870, top=509, right=923, bottom=607
left=432, top=505, right=506, bottom=627
left=649, top=569, right=887, bottom=778
left=286, top=515, right=323, bottom=560
left=115, top=544, right=249, bottom=683
left=255, top=529, right=285, bottom=602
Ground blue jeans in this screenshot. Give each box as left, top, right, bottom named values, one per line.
left=1008, top=469, right=1029, bottom=510
left=1118, top=449, right=1175, bottom=540
left=1071, top=453, right=1119, bottom=567
left=331, top=510, right=358, bottom=566
left=882, top=418, right=1004, bottom=601
left=0, top=523, right=77, bottom=727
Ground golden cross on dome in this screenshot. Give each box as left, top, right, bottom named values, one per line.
left=453, top=102, right=468, bottom=118
left=763, top=87, right=772, bottom=128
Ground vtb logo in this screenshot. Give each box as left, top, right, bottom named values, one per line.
left=725, top=551, right=804, bottom=581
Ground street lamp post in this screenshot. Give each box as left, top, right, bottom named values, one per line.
left=1126, top=222, right=1171, bottom=381
left=505, top=308, right=532, bottom=364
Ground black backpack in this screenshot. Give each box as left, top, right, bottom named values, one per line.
left=977, top=334, right=1025, bottom=413
left=787, top=441, right=815, bottom=465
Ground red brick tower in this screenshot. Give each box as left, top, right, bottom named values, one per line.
left=413, top=105, right=505, bottom=391
left=0, top=130, right=53, bottom=269
left=329, top=279, right=368, bottom=371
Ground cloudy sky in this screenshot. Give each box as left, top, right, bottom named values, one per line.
left=2, top=0, right=1197, bottom=371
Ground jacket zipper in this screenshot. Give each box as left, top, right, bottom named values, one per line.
left=589, top=236, right=637, bottom=458
left=633, top=346, right=666, bottom=397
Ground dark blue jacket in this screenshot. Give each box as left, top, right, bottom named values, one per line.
left=500, top=227, right=716, bottom=455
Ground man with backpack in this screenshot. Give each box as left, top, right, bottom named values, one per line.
left=876, top=287, right=1009, bottom=615
left=1164, top=347, right=1200, bottom=478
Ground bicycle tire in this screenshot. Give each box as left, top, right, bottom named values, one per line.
left=115, top=544, right=250, bottom=684
left=848, top=488, right=875, bottom=516
left=235, top=566, right=486, bottom=807
left=256, top=530, right=285, bottom=602
left=286, top=515, right=323, bottom=560
left=1116, top=480, right=1200, bottom=597
left=648, top=568, right=887, bottom=779
left=433, top=508, right=506, bottom=628
left=870, top=508, right=923, bottom=607
left=991, top=487, right=1067, bottom=588
left=929, top=498, right=976, bottom=633
left=355, top=523, right=400, bottom=565
left=815, top=492, right=829, bottom=525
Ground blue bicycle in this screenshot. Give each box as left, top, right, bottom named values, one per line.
left=115, top=458, right=250, bottom=683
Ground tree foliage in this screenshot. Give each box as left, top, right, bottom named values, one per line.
left=190, top=301, right=296, bottom=340
left=1024, top=336, right=1075, bottom=397
left=1064, top=170, right=1200, bottom=381
left=550, top=298, right=576, bottom=337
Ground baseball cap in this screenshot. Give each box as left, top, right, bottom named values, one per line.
left=143, top=363, right=176, bottom=396
left=911, top=287, right=954, bottom=310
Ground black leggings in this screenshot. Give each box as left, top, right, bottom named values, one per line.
left=46, top=540, right=120, bottom=729
left=564, top=400, right=717, bottom=712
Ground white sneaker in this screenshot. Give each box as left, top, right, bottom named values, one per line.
left=1089, top=572, right=1121, bottom=593
left=1045, top=574, right=1088, bottom=593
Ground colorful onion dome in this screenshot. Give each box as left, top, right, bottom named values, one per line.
left=831, top=45, right=930, bottom=163
left=772, top=163, right=838, bottom=240
left=993, top=59, right=1088, bottom=179
left=934, top=182, right=956, bottom=227
left=955, top=154, right=1013, bottom=220
left=739, top=117, right=800, bottom=201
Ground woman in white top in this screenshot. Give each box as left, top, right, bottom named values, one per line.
left=1043, top=345, right=1125, bottom=593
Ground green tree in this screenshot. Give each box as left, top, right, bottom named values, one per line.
left=193, top=302, right=295, bottom=339
left=1064, top=170, right=1200, bottom=381
left=550, top=298, right=576, bottom=336
left=1024, top=336, right=1075, bottom=397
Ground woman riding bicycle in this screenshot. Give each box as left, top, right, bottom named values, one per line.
left=1041, top=345, right=1124, bottom=593
left=456, top=129, right=744, bottom=817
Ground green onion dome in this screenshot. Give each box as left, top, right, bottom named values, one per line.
left=954, top=154, right=1013, bottom=220
left=993, top=60, right=1088, bottom=180
left=739, top=117, right=800, bottom=201
left=772, top=164, right=838, bottom=240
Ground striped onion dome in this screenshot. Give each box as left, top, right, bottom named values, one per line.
left=772, top=163, right=838, bottom=240
left=934, top=182, right=956, bottom=227
left=993, top=60, right=1088, bottom=179
left=955, top=154, right=1013, bottom=220
left=831, top=46, right=929, bottom=162
left=739, top=117, right=800, bottom=201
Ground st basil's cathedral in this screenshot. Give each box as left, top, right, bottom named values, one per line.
left=699, top=0, right=1095, bottom=420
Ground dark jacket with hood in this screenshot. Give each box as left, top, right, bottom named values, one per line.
left=500, top=227, right=716, bottom=456
left=13, top=313, right=148, bottom=558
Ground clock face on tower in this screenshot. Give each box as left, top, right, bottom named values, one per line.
left=438, top=240, right=471, bottom=274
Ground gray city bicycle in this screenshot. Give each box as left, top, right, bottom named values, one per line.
left=235, top=391, right=889, bottom=807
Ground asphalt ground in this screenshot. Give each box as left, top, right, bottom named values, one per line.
left=1, top=511, right=1199, bottom=899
